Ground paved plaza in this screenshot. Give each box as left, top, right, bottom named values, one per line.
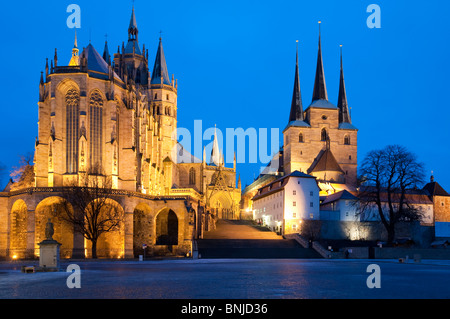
left=1, top=258, right=450, bottom=299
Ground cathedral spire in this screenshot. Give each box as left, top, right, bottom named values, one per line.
left=312, top=21, right=328, bottom=102
left=128, top=6, right=138, bottom=41
left=69, top=29, right=80, bottom=66
left=338, top=45, right=351, bottom=124
left=210, top=125, right=223, bottom=166
left=151, top=37, right=171, bottom=85
left=289, top=40, right=303, bottom=123
left=103, top=38, right=111, bottom=65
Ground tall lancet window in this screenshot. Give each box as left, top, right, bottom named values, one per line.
left=189, top=167, right=196, bottom=185
left=89, top=91, right=103, bottom=172
left=321, top=128, right=328, bottom=142
left=66, top=88, right=80, bottom=173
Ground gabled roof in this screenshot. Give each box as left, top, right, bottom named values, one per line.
left=321, top=190, right=359, bottom=205
left=423, top=181, right=450, bottom=197
left=308, top=149, right=344, bottom=174
left=252, top=170, right=316, bottom=201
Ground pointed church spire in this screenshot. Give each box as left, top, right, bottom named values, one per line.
left=69, top=28, right=80, bottom=66
left=103, top=38, right=111, bottom=65
left=338, top=45, right=351, bottom=124
left=312, top=21, right=328, bottom=102
left=210, top=125, right=222, bottom=166
left=151, top=37, right=171, bottom=85
left=128, top=6, right=138, bottom=41
left=289, top=40, right=304, bottom=123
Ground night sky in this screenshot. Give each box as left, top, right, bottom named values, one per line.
left=0, top=0, right=449, bottom=192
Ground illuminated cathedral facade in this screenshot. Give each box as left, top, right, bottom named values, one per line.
left=0, top=8, right=240, bottom=259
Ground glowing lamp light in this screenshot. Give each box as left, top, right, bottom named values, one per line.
left=12, top=255, right=17, bottom=260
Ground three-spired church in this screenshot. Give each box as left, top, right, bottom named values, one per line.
left=0, top=8, right=241, bottom=259
left=241, top=25, right=358, bottom=218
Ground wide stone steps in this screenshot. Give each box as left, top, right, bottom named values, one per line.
left=197, top=238, right=322, bottom=259
left=197, top=219, right=322, bottom=259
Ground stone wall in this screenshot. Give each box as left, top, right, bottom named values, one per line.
left=300, top=220, right=434, bottom=247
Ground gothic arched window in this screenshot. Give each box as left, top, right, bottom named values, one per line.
left=299, top=133, right=304, bottom=143
left=65, top=88, right=80, bottom=173
left=344, top=135, right=350, bottom=145
left=89, top=91, right=103, bottom=172
left=189, top=167, right=196, bottom=185
left=321, top=128, right=327, bottom=141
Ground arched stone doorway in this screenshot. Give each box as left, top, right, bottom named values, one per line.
left=155, top=208, right=178, bottom=246
left=209, top=192, right=234, bottom=220
left=35, top=197, right=74, bottom=258
left=9, top=199, right=28, bottom=259
left=133, top=202, right=153, bottom=257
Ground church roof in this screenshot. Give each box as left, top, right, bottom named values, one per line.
left=338, top=122, right=358, bottom=130
left=151, top=38, right=171, bottom=85
left=308, top=149, right=344, bottom=174
left=125, top=40, right=142, bottom=55
left=423, top=181, right=450, bottom=197
left=307, top=99, right=337, bottom=110
left=81, top=44, right=121, bottom=80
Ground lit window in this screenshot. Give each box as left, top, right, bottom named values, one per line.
left=293, top=212, right=297, bottom=218
left=293, top=201, right=296, bottom=207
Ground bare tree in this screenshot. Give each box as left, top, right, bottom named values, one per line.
left=358, top=145, right=425, bottom=244
left=57, top=164, right=123, bottom=258
left=9, top=153, right=35, bottom=191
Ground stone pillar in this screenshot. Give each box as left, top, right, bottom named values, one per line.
left=124, top=211, right=134, bottom=258
left=71, top=208, right=85, bottom=258
left=0, top=197, right=9, bottom=258
left=26, top=209, right=36, bottom=259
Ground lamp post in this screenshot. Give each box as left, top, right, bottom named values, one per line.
left=142, top=243, right=147, bottom=260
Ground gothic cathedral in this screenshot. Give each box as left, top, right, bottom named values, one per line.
left=0, top=8, right=241, bottom=259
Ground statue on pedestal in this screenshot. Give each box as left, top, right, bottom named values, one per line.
left=45, top=218, right=54, bottom=241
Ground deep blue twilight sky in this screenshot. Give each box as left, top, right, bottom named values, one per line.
left=0, top=0, right=449, bottom=191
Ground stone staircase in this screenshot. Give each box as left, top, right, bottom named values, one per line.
left=197, top=220, right=322, bottom=259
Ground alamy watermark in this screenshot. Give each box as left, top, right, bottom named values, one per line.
left=366, top=264, right=381, bottom=289
left=367, top=4, right=381, bottom=29
left=176, top=120, right=280, bottom=173
left=66, top=264, right=81, bottom=288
